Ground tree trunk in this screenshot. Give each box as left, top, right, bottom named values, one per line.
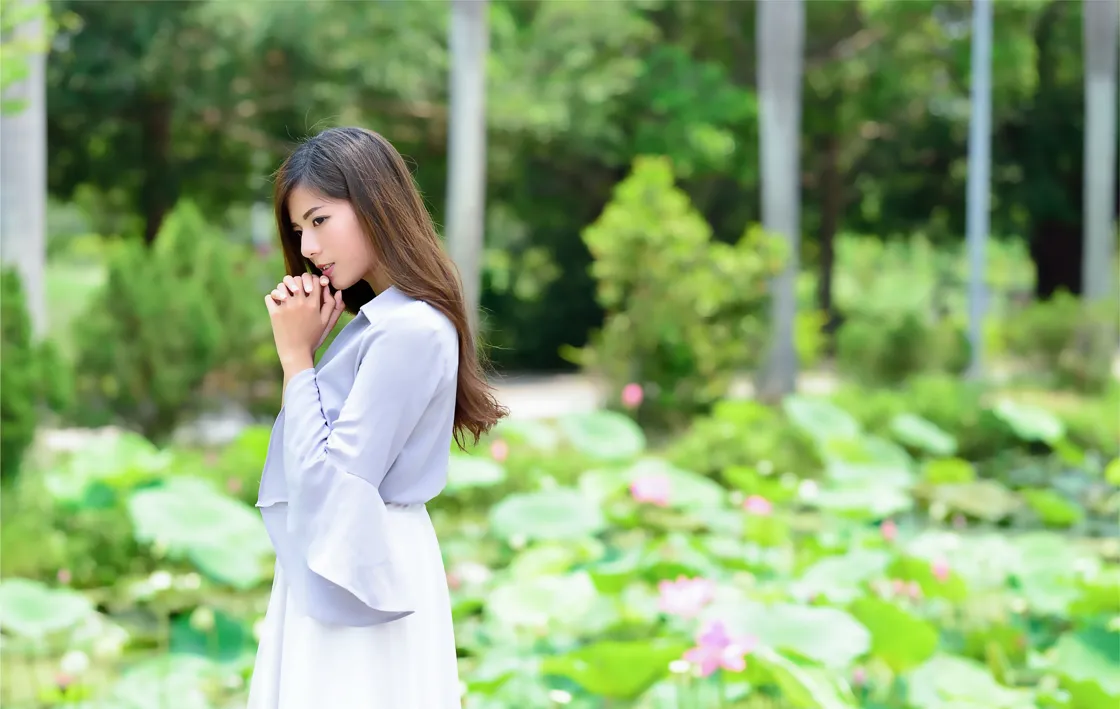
left=965, top=0, right=993, bottom=379
left=817, top=131, right=840, bottom=333
left=446, top=0, right=489, bottom=337
left=0, top=6, right=48, bottom=338
left=1026, top=0, right=1084, bottom=300
left=140, top=96, right=174, bottom=245
left=1081, top=0, right=1118, bottom=302
left=755, top=0, right=805, bottom=400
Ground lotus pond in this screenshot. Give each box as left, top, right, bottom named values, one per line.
left=1, top=382, right=1118, bottom=708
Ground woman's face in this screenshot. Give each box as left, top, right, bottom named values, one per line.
left=287, top=184, right=377, bottom=291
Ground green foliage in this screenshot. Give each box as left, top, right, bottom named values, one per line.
left=574, top=156, right=781, bottom=427
left=1, top=268, right=39, bottom=479
left=1003, top=291, right=1117, bottom=392
left=3, top=383, right=1119, bottom=707
left=0, top=268, right=71, bottom=480
left=0, top=0, right=55, bottom=114
left=69, top=201, right=262, bottom=441
left=836, top=310, right=970, bottom=386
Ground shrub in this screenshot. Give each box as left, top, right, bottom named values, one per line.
left=571, top=156, right=782, bottom=428
left=835, top=309, right=970, bottom=386
left=1003, top=290, right=1116, bottom=393
left=69, top=201, right=262, bottom=441
left=1, top=268, right=39, bottom=479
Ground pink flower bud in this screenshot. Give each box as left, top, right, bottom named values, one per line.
left=621, top=383, right=643, bottom=409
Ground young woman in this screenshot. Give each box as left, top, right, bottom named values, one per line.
left=248, top=126, right=507, bottom=708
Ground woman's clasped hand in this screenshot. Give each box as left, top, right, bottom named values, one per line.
left=264, top=273, right=346, bottom=364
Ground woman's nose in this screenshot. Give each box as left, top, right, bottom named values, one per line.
left=301, top=233, right=320, bottom=259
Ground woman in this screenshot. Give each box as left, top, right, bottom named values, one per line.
left=248, top=126, right=507, bottom=708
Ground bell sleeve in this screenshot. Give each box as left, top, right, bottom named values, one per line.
left=279, top=321, right=448, bottom=626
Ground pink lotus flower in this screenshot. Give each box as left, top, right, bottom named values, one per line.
left=226, top=477, right=243, bottom=494
left=657, top=576, right=716, bottom=619
left=891, top=579, right=907, bottom=596
left=621, top=383, right=643, bottom=409
left=880, top=519, right=898, bottom=542
left=907, top=581, right=923, bottom=600
left=931, top=558, right=951, bottom=582
left=852, top=666, right=867, bottom=686
left=490, top=439, right=509, bottom=462
left=683, top=620, right=758, bottom=677
left=57, top=568, right=71, bottom=585
left=742, top=495, right=773, bottom=516
left=952, top=513, right=967, bottom=529
left=630, top=474, right=671, bottom=507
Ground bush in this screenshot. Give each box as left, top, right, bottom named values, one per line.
left=1003, top=290, right=1116, bottom=392
left=835, top=310, right=970, bottom=386
left=69, top=201, right=265, bottom=441
left=570, top=156, right=782, bottom=428
left=0, top=267, right=72, bottom=480
left=1, top=268, right=39, bottom=479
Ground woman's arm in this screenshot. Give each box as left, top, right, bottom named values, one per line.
left=280, top=352, right=315, bottom=408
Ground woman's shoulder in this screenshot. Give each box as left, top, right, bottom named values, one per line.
left=361, top=291, right=458, bottom=356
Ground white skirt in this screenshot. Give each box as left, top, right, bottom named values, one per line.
left=246, top=503, right=461, bottom=708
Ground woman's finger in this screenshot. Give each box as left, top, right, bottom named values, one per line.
left=283, top=275, right=301, bottom=295
left=301, top=272, right=315, bottom=294
left=271, top=287, right=288, bottom=302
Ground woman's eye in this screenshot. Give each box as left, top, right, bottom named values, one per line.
left=312, top=216, right=327, bottom=227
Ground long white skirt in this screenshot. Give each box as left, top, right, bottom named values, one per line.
left=246, top=503, right=461, bottom=708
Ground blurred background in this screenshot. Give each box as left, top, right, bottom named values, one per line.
left=1, top=0, right=1118, bottom=707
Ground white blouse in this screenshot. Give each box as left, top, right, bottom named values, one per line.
left=255, top=285, right=459, bottom=627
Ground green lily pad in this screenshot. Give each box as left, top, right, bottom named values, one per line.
left=486, top=571, right=599, bottom=631
left=850, top=597, right=939, bottom=673
left=825, top=461, right=914, bottom=490
left=1051, top=624, right=1120, bottom=706
left=811, top=485, right=913, bottom=520
left=127, top=477, right=272, bottom=588
left=0, top=578, right=95, bottom=639
left=991, top=400, right=1065, bottom=444
left=492, top=418, right=560, bottom=452
left=45, top=432, right=170, bottom=505
left=922, top=458, right=976, bottom=485
left=489, top=489, right=606, bottom=542
left=557, top=410, right=645, bottom=461
left=169, top=608, right=252, bottom=663
left=891, top=414, right=958, bottom=456
left=751, top=647, right=860, bottom=709
left=541, top=639, right=686, bottom=700
left=624, top=458, right=726, bottom=511
left=792, top=550, right=892, bottom=604
left=929, top=481, right=1020, bottom=522
left=446, top=455, right=507, bottom=491
left=783, top=396, right=861, bottom=443
left=1021, top=488, right=1084, bottom=528
left=99, top=654, right=218, bottom=709
left=705, top=600, right=870, bottom=669
left=906, top=654, right=1036, bottom=709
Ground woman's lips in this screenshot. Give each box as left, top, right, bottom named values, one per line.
left=320, top=263, right=334, bottom=278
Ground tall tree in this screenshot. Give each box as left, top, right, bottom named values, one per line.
left=446, top=0, right=490, bottom=336
left=965, top=0, right=993, bottom=378
left=1081, top=0, right=1118, bottom=303
left=755, top=0, right=805, bottom=400
left=0, top=0, right=51, bottom=338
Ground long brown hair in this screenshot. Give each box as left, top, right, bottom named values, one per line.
left=272, top=126, right=507, bottom=448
